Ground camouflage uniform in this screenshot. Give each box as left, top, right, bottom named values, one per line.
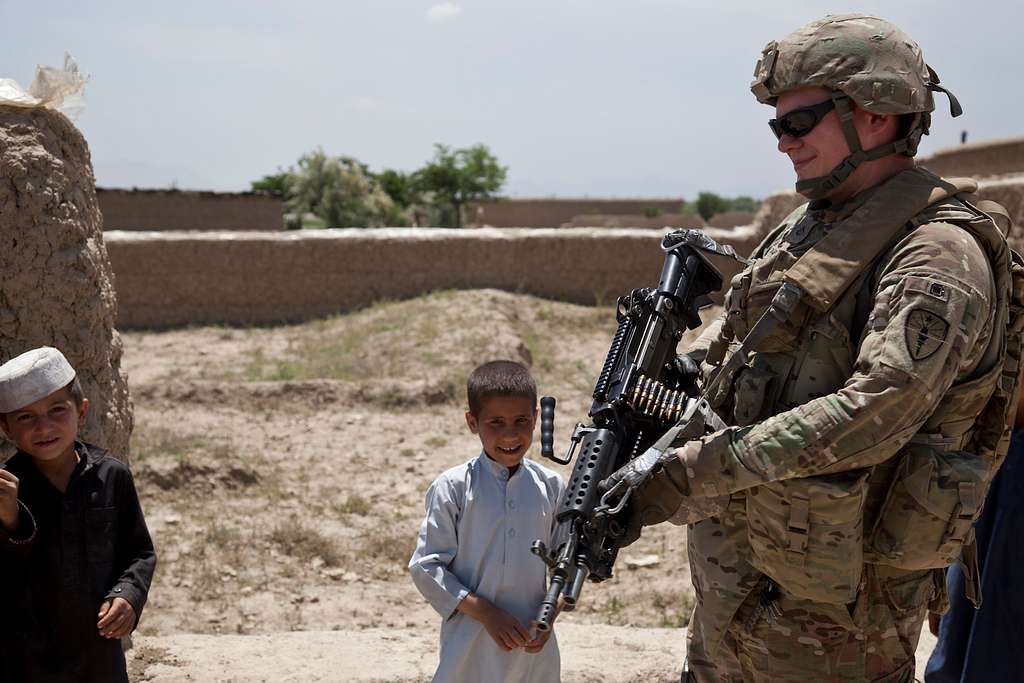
left=678, top=171, right=1003, bottom=682
left=628, top=14, right=1018, bottom=683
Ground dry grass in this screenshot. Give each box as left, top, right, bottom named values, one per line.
left=119, top=290, right=718, bottom=638
left=269, top=516, right=342, bottom=567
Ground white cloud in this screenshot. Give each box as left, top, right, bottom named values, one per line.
left=426, top=2, right=461, bottom=21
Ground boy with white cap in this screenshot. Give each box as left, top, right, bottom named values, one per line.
left=0, top=346, right=156, bottom=683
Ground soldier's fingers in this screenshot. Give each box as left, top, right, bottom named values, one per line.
left=97, top=600, right=111, bottom=619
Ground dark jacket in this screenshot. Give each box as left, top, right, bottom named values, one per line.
left=0, top=442, right=156, bottom=683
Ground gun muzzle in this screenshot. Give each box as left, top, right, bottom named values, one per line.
left=535, top=573, right=565, bottom=633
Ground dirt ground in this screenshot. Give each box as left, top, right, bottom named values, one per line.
left=116, top=289, right=935, bottom=681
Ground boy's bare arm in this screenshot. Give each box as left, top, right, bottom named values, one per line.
left=456, top=593, right=531, bottom=651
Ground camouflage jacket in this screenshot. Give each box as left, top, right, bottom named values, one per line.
left=676, top=167, right=1009, bottom=654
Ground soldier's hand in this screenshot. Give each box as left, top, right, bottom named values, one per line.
left=600, top=446, right=671, bottom=496
left=666, top=353, right=701, bottom=392
left=0, top=469, right=19, bottom=533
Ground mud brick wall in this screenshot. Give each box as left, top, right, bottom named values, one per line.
left=466, top=198, right=687, bottom=228
left=103, top=176, right=1024, bottom=329
left=97, top=188, right=283, bottom=231
left=106, top=226, right=763, bottom=329
left=919, top=137, right=1024, bottom=180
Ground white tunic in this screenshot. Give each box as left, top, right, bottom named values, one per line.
left=409, top=452, right=565, bottom=683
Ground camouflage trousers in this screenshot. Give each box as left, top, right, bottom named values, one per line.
left=683, top=566, right=941, bottom=683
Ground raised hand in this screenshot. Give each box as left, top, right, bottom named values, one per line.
left=0, top=469, right=19, bottom=533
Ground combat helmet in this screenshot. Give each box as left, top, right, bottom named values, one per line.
left=751, top=14, right=962, bottom=199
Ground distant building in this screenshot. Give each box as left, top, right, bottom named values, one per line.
left=466, top=198, right=688, bottom=228
left=97, top=188, right=283, bottom=231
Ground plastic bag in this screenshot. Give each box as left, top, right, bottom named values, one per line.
left=0, top=53, right=88, bottom=119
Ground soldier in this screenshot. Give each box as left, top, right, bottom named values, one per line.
left=603, top=13, right=1022, bottom=683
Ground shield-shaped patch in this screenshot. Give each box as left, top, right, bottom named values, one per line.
left=905, top=308, right=950, bottom=361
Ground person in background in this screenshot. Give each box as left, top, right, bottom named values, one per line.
left=924, top=384, right=1024, bottom=682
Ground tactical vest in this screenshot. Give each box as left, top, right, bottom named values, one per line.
left=704, top=168, right=1024, bottom=605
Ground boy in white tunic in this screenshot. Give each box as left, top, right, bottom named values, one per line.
left=410, top=360, right=565, bottom=683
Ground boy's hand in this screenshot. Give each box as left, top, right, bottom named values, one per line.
left=0, top=470, right=19, bottom=532
left=524, top=621, right=553, bottom=653
left=97, top=597, right=136, bottom=639
left=457, top=594, right=531, bottom=651
left=478, top=604, right=532, bottom=651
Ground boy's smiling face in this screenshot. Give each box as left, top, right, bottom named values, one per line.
left=465, top=394, right=537, bottom=470
left=1, top=388, right=87, bottom=464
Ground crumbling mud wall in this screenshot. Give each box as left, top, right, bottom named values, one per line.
left=0, top=106, right=132, bottom=459
left=919, top=137, right=1024, bottom=180
left=106, top=226, right=761, bottom=329
left=747, top=190, right=807, bottom=243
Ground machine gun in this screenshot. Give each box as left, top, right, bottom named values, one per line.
left=530, top=229, right=744, bottom=633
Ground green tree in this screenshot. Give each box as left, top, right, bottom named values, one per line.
left=250, top=171, right=290, bottom=197
left=695, top=191, right=730, bottom=221
left=287, top=149, right=407, bottom=228
left=730, top=195, right=760, bottom=213
left=415, top=144, right=507, bottom=228
left=374, top=169, right=417, bottom=208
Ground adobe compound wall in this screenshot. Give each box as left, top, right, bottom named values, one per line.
left=106, top=225, right=765, bottom=329
left=919, top=137, right=1024, bottom=180
left=97, top=188, right=283, bottom=231
left=104, top=173, right=1024, bottom=330
left=466, top=198, right=687, bottom=228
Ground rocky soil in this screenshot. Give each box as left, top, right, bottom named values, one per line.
left=117, top=289, right=935, bottom=681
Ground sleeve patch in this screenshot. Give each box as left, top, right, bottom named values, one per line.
left=904, top=276, right=950, bottom=302
left=904, top=308, right=950, bottom=361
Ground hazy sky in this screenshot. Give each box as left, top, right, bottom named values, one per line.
left=3, top=1, right=1021, bottom=200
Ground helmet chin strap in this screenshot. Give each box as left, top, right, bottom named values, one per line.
left=795, top=91, right=913, bottom=201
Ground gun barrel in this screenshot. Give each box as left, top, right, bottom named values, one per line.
left=564, top=563, right=590, bottom=608
left=534, top=572, right=565, bottom=633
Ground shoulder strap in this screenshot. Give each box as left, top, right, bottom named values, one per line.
left=975, top=199, right=1012, bottom=236
left=784, top=169, right=976, bottom=313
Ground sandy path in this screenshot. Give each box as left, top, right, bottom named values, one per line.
left=129, top=623, right=937, bottom=682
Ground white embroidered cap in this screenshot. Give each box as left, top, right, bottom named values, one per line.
left=0, top=347, right=77, bottom=413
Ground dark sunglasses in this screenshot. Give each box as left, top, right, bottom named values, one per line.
left=768, top=99, right=836, bottom=139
